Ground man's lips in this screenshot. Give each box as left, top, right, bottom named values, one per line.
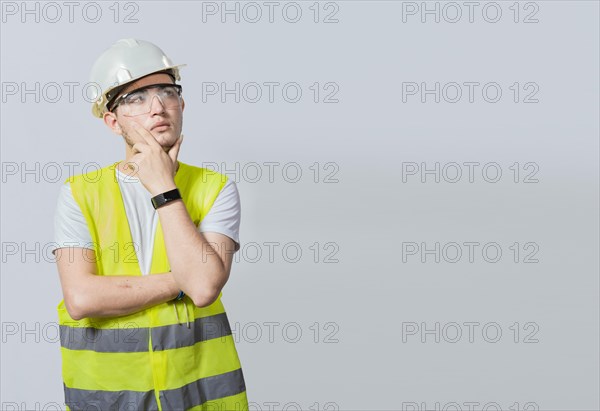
left=151, top=122, right=170, bottom=131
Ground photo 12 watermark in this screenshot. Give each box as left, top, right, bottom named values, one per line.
left=400, top=401, right=540, bottom=410
left=400, top=1, right=540, bottom=24
left=200, top=1, right=340, bottom=24
left=2, top=81, right=101, bottom=104
left=401, top=321, right=540, bottom=344
left=1, top=1, right=141, bottom=24
left=401, top=82, right=540, bottom=103
left=200, top=81, right=340, bottom=103
left=401, top=162, right=540, bottom=184
left=401, top=241, right=540, bottom=264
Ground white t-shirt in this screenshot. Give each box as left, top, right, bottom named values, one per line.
left=52, top=167, right=241, bottom=275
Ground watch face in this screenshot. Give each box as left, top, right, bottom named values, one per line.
left=164, top=190, right=180, bottom=201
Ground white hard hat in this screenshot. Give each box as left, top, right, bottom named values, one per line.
left=89, top=38, right=186, bottom=118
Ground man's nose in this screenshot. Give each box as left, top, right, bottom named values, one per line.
left=149, top=94, right=166, bottom=114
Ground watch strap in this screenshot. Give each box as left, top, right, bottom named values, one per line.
left=151, top=188, right=181, bottom=209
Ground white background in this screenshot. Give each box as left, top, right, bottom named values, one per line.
left=1, top=1, right=599, bottom=410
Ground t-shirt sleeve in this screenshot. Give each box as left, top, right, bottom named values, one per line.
left=52, top=182, right=95, bottom=255
left=199, top=178, right=241, bottom=252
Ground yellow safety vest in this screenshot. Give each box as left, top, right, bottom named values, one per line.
left=57, top=160, right=248, bottom=411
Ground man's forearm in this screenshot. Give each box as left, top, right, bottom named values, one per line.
left=155, top=198, right=226, bottom=307
left=69, top=272, right=180, bottom=320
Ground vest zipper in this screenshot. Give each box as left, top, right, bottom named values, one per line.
left=149, top=310, right=163, bottom=411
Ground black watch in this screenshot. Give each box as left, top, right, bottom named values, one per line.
left=151, top=188, right=182, bottom=209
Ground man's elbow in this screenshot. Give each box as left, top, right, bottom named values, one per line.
left=190, top=286, right=221, bottom=308
left=64, top=293, right=88, bottom=321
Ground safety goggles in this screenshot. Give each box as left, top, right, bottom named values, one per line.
left=109, top=83, right=183, bottom=117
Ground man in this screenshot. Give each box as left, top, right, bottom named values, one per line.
left=52, top=38, right=248, bottom=410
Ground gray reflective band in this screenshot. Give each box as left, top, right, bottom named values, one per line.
left=60, top=312, right=233, bottom=353
left=151, top=312, right=232, bottom=351
left=64, top=384, right=158, bottom=411
left=59, top=325, right=149, bottom=353
left=160, top=368, right=246, bottom=410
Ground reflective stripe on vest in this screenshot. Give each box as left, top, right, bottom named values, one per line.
left=64, top=369, right=246, bottom=411
left=64, top=386, right=159, bottom=411
left=59, top=312, right=232, bottom=352
left=57, top=161, right=248, bottom=411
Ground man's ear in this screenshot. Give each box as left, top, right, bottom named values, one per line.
left=103, top=111, right=122, bottom=135
left=181, top=97, right=185, bottom=112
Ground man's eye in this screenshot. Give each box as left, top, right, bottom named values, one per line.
left=125, top=93, right=145, bottom=104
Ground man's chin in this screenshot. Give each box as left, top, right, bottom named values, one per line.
left=152, top=131, right=175, bottom=145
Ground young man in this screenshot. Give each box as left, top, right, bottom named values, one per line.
left=52, top=38, right=248, bottom=410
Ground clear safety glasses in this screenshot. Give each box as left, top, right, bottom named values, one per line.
left=110, top=83, right=183, bottom=117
